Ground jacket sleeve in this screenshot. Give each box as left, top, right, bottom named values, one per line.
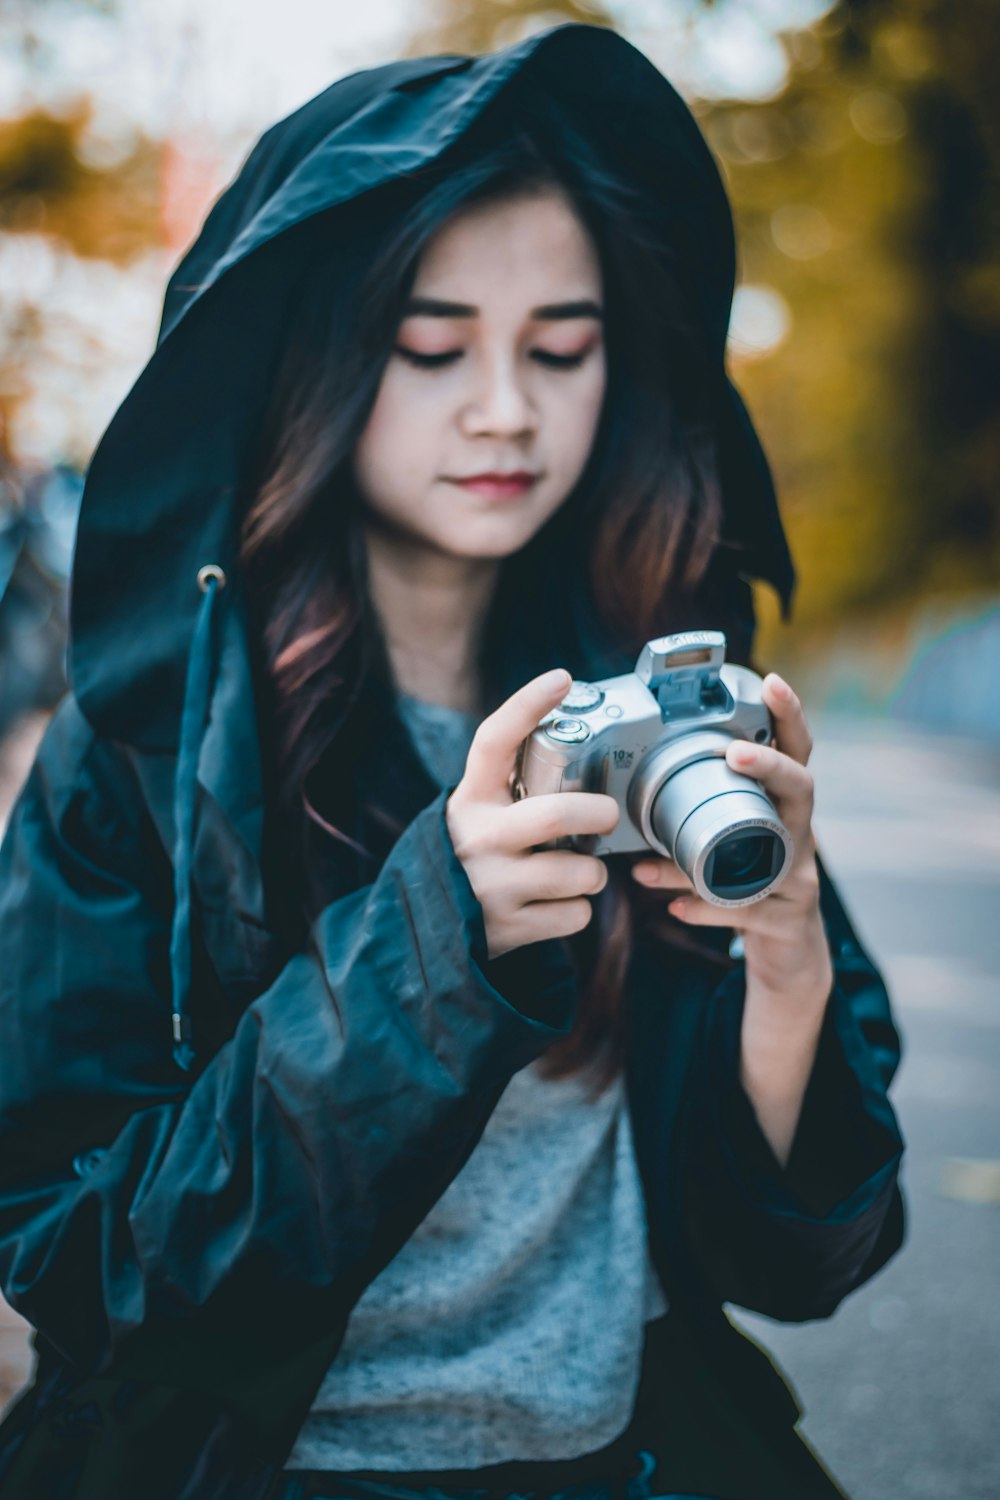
left=679, top=849, right=906, bottom=1321
left=0, top=695, right=578, bottom=1381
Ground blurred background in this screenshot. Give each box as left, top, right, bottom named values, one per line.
left=0, top=2, right=997, bottom=1497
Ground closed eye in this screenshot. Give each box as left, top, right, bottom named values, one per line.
left=393, top=348, right=590, bottom=370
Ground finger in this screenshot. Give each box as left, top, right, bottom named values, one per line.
left=665, top=894, right=734, bottom=927
left=630, top=857, right=696, bottom=893
left=499, top=789, right=620, bottom=854
left=760, top=673, right=813, bottom=767
left=461, top=668, right=573, bottom=803
left=724, top=739, right=814, bottom=837
left=667, top=891, right=793, bottom=938
left=508, top=849, right=609, bottom=905
left=513, top=895, right=597, bottom=944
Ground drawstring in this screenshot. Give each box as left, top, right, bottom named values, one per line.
left=170, top=563, right=226, bottom=1071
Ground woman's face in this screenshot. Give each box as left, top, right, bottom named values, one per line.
left=351, top=185, right=607, bottom=562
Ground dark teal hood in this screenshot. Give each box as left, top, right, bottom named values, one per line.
left=69, top=20, right=795, bottom=755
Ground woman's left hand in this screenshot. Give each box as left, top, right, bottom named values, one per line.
left=630, top=672, right=834, bottom=1010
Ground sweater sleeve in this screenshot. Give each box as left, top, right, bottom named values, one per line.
left=0, top=695, right=577, bottom=1384
left=679, top=850, right=906, bottom=1321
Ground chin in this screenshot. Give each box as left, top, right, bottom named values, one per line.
left=449, top=520, right=546, bottom=558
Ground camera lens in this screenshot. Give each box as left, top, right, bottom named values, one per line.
left=641, top=737, right=793, bottom=906
left=708, top=831, right=776, bottom=893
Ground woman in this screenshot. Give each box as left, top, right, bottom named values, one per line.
left=0, top=23, right=905, bottom=1500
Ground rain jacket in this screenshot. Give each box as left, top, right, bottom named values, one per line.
left=0, top=22, right=905, bottom=1500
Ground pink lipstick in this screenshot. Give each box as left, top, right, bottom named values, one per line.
left=448, top=472, right=539, bottom=500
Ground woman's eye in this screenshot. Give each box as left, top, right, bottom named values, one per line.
left=394, top=348, right=461, bottom=368
left=533, top=350, right=589, bottom=369
left=393, top=347, right=589, bottom=370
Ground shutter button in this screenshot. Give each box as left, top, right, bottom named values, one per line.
left=543, top=717, right=591, bottom=745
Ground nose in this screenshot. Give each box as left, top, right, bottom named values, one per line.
left=459, top=351, right=538, bottom=438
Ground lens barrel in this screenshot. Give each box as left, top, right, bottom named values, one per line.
left=630, top=733, right=793, bottom=907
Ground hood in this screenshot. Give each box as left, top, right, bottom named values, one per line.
left=70, top=20, right=794, bottom=755
left=64, top=21, right=797, bottom=1071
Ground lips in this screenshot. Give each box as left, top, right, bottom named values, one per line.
left=454, top=471, right=538, bottom=482
left=448, top=471, right=539, bottom=499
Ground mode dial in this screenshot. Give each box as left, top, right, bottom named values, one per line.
left=559, top=681, right=605, bottom=712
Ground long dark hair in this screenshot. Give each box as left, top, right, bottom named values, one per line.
left=240, top=92, right=752, bottom=1095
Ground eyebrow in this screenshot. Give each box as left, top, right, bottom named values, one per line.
left=402, top=296, right=604, bottom=321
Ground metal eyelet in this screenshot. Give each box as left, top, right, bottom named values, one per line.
left=196, top=563, right=227, bottom=593
left=72, top=1147, right=108, bottom=1178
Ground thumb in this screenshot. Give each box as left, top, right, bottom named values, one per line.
left=460, top=668, right=572, bottom=804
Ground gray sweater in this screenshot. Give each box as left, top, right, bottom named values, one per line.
left=283, top=690, right=668, bottom=1472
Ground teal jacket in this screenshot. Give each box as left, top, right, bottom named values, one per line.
left=0, top=23, right=904, bottom=1500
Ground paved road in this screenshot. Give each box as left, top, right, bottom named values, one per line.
left=730, top=713, right=1000, bottom=1500
left=1, top=711, right=998, bottom=1500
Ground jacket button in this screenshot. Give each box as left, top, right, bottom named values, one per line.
left=72, top=1148, right=108, bottom=1178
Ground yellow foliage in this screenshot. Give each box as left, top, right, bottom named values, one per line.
left=0, top=106, right=162, bottom=264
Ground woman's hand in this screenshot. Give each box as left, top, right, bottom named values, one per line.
left=446, top=669, right=620, bottom=961
left=629, top=671, right=834, bottom=1008
left=630, top=671, right=836, bottom=1166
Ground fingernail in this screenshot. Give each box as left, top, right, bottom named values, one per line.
left=731, top=743, right=756, bottom=765
left=769, top=674, right=790, bottom=700
left=631, top=864, right=654, bottom=880
left=547, top=669, right=571, bottom=691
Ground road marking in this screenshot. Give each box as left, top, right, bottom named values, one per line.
left=938, top=1158, right=1000, bottom=1204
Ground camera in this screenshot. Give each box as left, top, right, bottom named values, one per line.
left=512, top=631, right=794, bottom=908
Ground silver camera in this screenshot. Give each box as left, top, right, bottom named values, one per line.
left=512, top=631, right=794, bottom=908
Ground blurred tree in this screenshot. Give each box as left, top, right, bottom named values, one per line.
left=0, top=102, right=164, bottom=465
left=0, top=0, right=164, bottom=466
left=402, top=0, right=616, bottom=56
left=879, top=0, right=1000, bottom=598
left=0, top=106, right=162, bottom=261
left=706, top=0, right=1000, bottom=663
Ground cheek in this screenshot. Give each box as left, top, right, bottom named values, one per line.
left=550, top=362, right=606, bottom=466
left=353, top=376, right=438, bottom=495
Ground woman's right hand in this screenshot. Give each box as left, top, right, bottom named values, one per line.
left=445, top=668, right=620, bottom=961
